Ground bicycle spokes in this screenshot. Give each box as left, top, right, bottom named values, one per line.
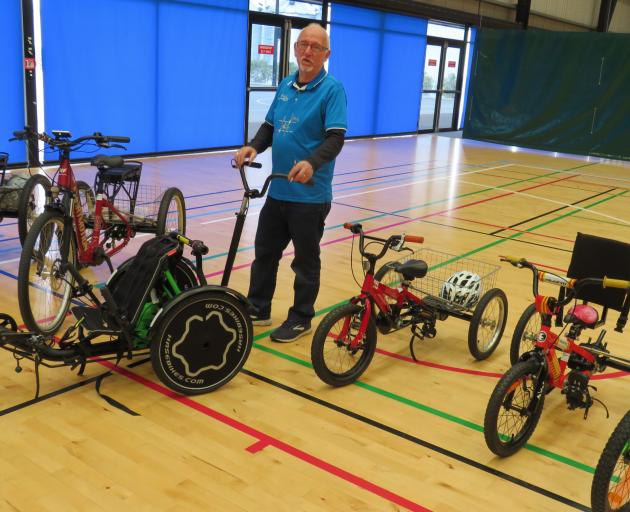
left=608, top=446, right=630, bottom=509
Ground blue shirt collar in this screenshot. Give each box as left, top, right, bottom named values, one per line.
left=289, top=68, right=328, bottom=91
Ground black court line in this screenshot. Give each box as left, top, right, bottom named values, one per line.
left=0, top=357, right=152, bottom=417
left=490, top=188, right=616, bottom=236
left=418, top=218, right=574, bottom=254
left=241, top=369, right=589, bottom=512
left=332, top=201, right=411, bottom=219
left=335, top=200, right=573, bottom=254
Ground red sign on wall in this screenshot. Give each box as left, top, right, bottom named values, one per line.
left=258, top=45, right=274, bottom=55
left=448, top=61, right=456, bottom=68
left=428, top=59, right=437, bottom=66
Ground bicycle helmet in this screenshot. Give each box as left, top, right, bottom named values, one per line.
left=440, top=271, right=481, bottom=308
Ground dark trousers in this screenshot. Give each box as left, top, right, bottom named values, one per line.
left=247, top=197, right=331, bottom=322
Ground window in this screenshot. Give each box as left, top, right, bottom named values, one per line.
left=249, top=0, right=323, bottom=20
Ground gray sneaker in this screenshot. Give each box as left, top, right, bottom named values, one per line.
left=250, top=313, right=272, bottom=326
left=270, top=320, right=312, bottom=343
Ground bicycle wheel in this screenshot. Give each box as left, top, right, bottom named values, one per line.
left=311, top=302, right=377, bottom=387
left=484, top=359, right=546, bottom=457
left=151, top=289, right=252, bottom=395
left=17, top=174, right=51, bottom=245
left=592, top=410, right=630, bottom=512
left=156, top=187, right=186, bottom=236
left=509, top=303, right=541, bottom=365
left=468, top=288, right=508, bottom=360
left=18, top=211, right=76, bottom=335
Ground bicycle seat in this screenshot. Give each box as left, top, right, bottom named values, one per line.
left=391, top=259, right=428, bottom=280
left=91, top=155, right=142, bottom=183
left=564, top=304, right=599, bottom=328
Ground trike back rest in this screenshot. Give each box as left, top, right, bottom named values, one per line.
left=567, top=232, right=630, bottom=331
left=106, top=235, right=181, bottom=325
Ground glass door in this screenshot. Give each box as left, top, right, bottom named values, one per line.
left=246, top=18, right=311, bottom=141
left=418, top=39, right=465, bottom=133
left=247, top=22, right=283, bottom=140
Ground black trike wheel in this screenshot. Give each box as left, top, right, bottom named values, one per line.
left=311, top=302, right=377, bottom=387
left=468, top=288, right=508, bottom=360
left=18, top=211, right=76, bottom=335
left=151, top=289, right=252, bottom=395
left=592, top=410, right=630, bottom=512
left=17, top=174, right=51, bottom=245
left=509, top=303, right=541, bottom=365
left=484, top=359, right=546, bottom=457
left=157, top=187, right=186, bottom=236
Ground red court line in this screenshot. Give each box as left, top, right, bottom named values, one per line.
left=439, top=214, right=575, bottom=243
left=375, top=348, right=503, bottom=378
left=97, top=360, right=431, bottom=512
left=205, top=174, right=579, bottom=280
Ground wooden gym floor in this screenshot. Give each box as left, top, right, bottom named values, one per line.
left=1, top=134, right=629, bottom=511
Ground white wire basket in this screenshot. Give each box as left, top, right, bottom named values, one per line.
left=376, top=247, right=501, bottom=312
left=84, top=184, right=165, bottom=229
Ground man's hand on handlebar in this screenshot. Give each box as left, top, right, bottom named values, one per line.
left=235, top=146, right=258, bottom=168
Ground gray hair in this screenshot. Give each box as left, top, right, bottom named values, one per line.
left=299, top=22, right=330, bottom=49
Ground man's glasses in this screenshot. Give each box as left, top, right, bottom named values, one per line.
left=295, top=41, right=328, bottom=54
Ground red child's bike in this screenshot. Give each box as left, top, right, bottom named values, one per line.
left=13, top=128, right=186, bottom=335
left=311, top=223, right=508, bottom=386
left=484, top=256, right=630, bottom=457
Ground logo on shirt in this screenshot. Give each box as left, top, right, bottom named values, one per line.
left=279, top=94, right=289, bottom=102
left=278, top=114, right=300, bottom=133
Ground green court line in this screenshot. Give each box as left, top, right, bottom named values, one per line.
left=566, top=214, right=630, bottom=230
left=250, top=186, right=627, bottom=475
left=203, top=163, right=582, bottom=262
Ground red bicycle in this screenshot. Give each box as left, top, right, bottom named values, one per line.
left=310, top=223, right=508, bottom=386
left=484, top=256, right=630, bottom=457
left=13, top=128, right=186, bottom=335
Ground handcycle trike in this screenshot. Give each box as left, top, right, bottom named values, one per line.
left=12, top=128, right=186, bottom=335
left=311, top=222, right=508, bottom=386
left=0, top=151, right=51, bottom=244
left=484, top=233, right=630, bottom=457
left=0, top=160, right=286, bottom=395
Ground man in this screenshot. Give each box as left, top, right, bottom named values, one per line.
left=234, top=23, right=347, bottom=343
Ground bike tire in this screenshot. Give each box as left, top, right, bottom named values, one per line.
left=17, top=174, right=51, bottom=245
left=510, top=303, right=541, bottom=365
left=468, top=288, right=508, bottom=360
left=18, top=211, right=76, bottom=335
left=311, top=302, right=377, bottom=387
left=156, top=187, right=186, bottom=236
left=484, top=358, right=546, bottom=457
left=591, top=410, right=630, bottom=512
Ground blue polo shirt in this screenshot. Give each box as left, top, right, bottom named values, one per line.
left=265, top=68, right=347, bottom=203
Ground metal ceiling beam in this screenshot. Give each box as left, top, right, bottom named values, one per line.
left=597, top=0, right=617, bottom=32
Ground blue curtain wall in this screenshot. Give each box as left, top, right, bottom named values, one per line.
left=41, top=0, right=248, bottom=157
left=329, top=4, right=427, bottom=137
left=460, top=27, right=476, bottom=130
left=0, top=1, right=26, bottom=162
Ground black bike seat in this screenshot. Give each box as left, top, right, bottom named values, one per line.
left=394, top=259, right=428, bottom=280
left=91, top=155, right=125, bottom=168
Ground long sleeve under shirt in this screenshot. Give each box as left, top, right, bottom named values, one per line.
left=248, top=121, right=345, bottom=172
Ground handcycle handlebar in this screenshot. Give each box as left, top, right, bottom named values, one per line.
left=499, top=255, right=630, bottom=309
left=343, top=222, right=424, bottom=261
left=230, top=159, right=309, bottom=199
left=172, top=233, right=209, bottom=256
